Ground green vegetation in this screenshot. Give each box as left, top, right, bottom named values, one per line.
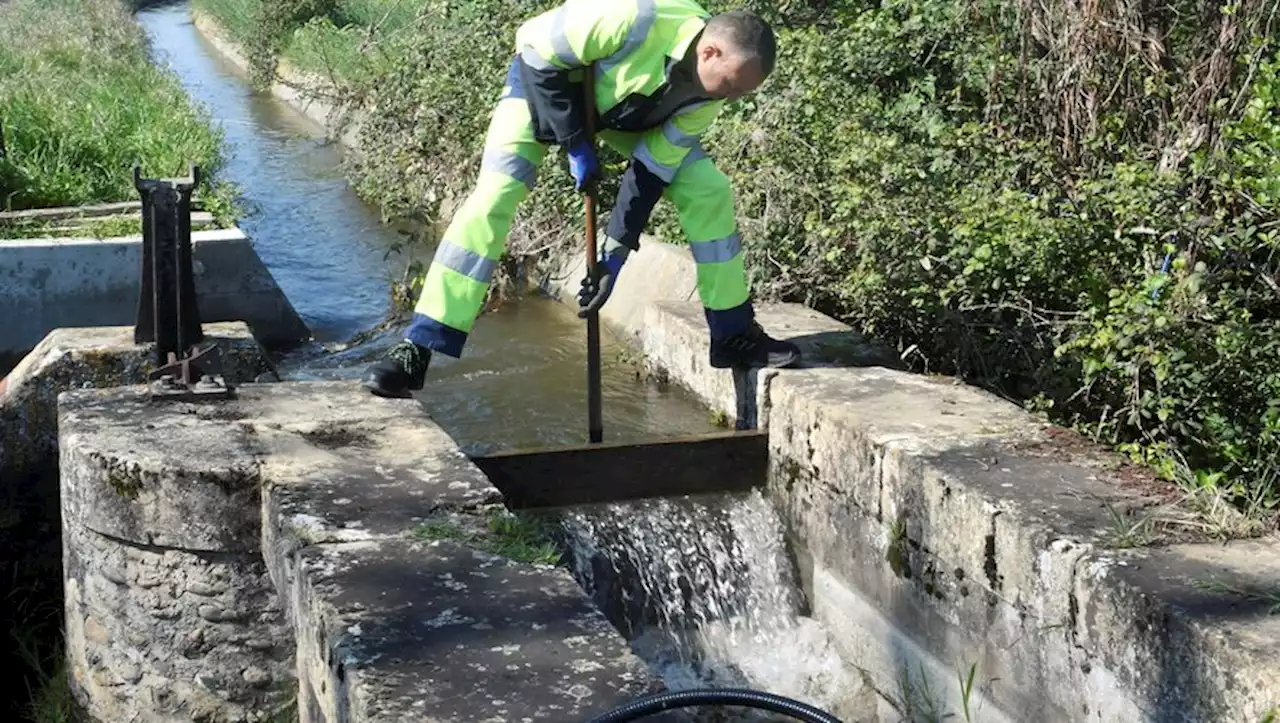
left=193, top=0, right=1279, bottom=516
left=413, top=508, right=561, bottom=566
left=0, top=0, right=238, bottom=232
left=1193, top=577, right=1280, bottom=615
left=6, top=568, right=81, bottom=722
left=0, top=216, right=143, bottom=240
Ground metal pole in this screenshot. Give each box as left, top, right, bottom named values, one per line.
left=582, top=67, right=604, bottom=445
left=132, top=163, right=230, bottom=402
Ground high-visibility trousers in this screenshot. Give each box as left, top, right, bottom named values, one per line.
left=405, top=59, right=754, bottom=358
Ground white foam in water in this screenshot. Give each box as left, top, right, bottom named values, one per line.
left=559, top=490, right=866, bottom=721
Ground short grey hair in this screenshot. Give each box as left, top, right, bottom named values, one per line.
left=705, top=9, right=777, bottom=76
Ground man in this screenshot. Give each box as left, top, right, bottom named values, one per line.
left=364, top=0, right=802, bottom=399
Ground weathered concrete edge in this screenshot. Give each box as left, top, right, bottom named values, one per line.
left=0, top=321, right=274, bottom=480
left=546, top=243, right=1280, bottom=720
left=0, top=227, right=311, bottom=354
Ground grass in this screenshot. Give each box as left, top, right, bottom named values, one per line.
left=278, top=0, right=425, bottom=83
left=887, top=660, right=995, bottom=723
left=413, top=508, right=561, bottom=566
left=0, top=0, right=235, bottom=216
left=1192, top=579, right=1280, bottom=616
left=1101, top=501, right=1160, bottom=549
left=0, top=216, right=143, bottom=240
left=191, top=0, right=421, bottom=86
left=8, top=576, right=81, bottom=723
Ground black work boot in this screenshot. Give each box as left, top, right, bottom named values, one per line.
left=363, top=339, right=431, bottom=398
left=710, top=321, right=802, bottom=370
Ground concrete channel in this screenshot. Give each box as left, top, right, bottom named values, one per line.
left=1, top=1, right=1277, bottom=722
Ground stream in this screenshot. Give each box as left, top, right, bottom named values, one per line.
left=136, top=2, right=726, bottom=454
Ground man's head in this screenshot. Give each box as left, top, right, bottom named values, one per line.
left=693, top=9, right=775, bottom=101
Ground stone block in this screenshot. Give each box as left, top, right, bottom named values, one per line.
left=56, top=379, right=670, bottom=723
left=291, top=538, right=659, bottom=722
left=1, top=321, right=272, bottom=481
left=59, top=383, right=292, bottom=723
left=240, top=381, right=668, bottom=722
left=63, top=524, right=293, bottom=723
left=765, top=359, right=1280, bottom=721
left=59, top=391, right=263, bottom=551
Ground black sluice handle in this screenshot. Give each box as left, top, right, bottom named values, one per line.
left=583, top=687, right=845, bottom=723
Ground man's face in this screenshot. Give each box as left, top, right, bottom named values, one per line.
left=694, top=40, right=765, bottom=101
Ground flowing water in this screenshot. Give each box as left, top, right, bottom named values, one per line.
left=90, top=4, right=860, bottom=719
left=558, top=491, right=867, bottom=720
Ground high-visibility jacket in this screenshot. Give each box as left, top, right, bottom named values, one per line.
left=513, top=0, right=725, bottom=250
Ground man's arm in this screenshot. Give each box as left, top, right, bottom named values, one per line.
left=607, top=100, right=724, bottom=250
left=515, top=0, right=636, bottom=147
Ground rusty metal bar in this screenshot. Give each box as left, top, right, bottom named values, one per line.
left=582, top=64, right=603, bottom=445
left=469, top=430, right=769, bottom=510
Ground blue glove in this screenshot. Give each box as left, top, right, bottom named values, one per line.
left=566, top=137, right=599, bottom=193
left=577, top=238, right=629, bottom=318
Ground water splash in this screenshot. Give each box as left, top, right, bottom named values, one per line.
left=557, top=489, right=865, bottom=721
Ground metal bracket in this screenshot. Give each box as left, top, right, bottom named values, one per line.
left=150, top=344, right=233, bottom=402
left=133, top=163, right=234, bottom=402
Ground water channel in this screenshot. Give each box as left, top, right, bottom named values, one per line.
left=10, top=4, right=861, bottom=720
left=136, top=1, right=727, bottom=454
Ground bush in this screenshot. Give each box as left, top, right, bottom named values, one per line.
left=0, top=0, right=234, bottom=216
left=197, top=0, right=1280, bottom=512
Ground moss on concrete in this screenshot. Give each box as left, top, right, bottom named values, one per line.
left=412, top=508, right=560, bottom=566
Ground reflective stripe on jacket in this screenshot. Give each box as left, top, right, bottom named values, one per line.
left=514, top=0, right=726, bottom=218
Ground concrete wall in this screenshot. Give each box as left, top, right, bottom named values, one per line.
left=538, top=242, right=1280, bottom=722
left=0, top=228, right=311, bottom=356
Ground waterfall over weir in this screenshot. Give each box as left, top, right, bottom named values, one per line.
left=557, top=490, right=867, bottom=721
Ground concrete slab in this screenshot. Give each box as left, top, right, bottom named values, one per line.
left=56, top=379, right=667, bottom=723
left=0, top=227, right=311, bottom=355
left=59, top=389, right=265, bottom=552
left=235, top=381, right=667, bottom=722
left=292, top=537, right=660, bottom=721
left=59, top=384, right=293, bottom=723
left=1, top=321, right=273, bottom=483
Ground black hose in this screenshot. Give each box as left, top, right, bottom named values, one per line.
left=584, top=687, right=844, bottom=723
